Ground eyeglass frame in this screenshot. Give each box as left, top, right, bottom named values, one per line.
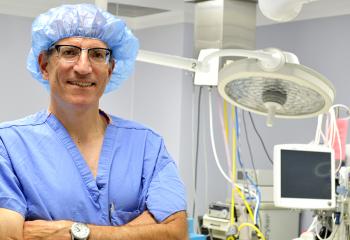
left=47, top=44, right=113, bottom=64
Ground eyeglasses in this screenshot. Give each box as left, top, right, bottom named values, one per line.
left=49, top=45, right=112, bottom=64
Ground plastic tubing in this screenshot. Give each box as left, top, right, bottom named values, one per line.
left=237, top=222, right=266, bottom=240
left=208, top=88, right=257, bottom=197
left=235, top=187, right=255, bottom=223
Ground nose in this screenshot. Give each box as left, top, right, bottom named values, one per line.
left=73, top=51, right=92, bottom=75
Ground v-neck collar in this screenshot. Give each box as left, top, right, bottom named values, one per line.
left=45, top=111, right=116, bottom=204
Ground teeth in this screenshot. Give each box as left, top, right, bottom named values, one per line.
left=69, top=82, right=94, bottom=87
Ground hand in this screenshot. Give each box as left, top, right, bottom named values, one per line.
left=23, top=219, right=73, bottom=240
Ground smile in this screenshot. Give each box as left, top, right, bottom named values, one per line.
left=68, top=81, right=96, bottom=87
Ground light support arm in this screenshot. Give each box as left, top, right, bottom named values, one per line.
left=137, top=48, right=298, bottom=76
left=137, top=50, right=201, bottom=72
left=201, top=48, right=299, bottom=72
left=202, top=49, right=275, bottom=66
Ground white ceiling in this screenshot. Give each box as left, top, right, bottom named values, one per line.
left=0, top=0, right=349, bottom=29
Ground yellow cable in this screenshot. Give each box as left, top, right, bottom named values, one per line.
left=228, top=108, right=264, bottom=240
left=230, top=188, right=235, bottom=225
left=235, top=187, right=255, bottom=223
left=224, top=101, right=234, bottom=224
left=228, top=106, right=262, bottom=240
left=237, top=222, right=266, bottom=240
left=230, top=105, right=237, bottom=225
left=223, top=96, right=235, bottom=226
left=231, top=106, right=236, bottom=185
left=223, top=100, right=229, bottom=142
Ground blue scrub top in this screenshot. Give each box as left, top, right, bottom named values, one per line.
left=0, top=110, right=186, bottom=225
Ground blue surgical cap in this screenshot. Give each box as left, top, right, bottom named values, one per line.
left=27, top=3, right=139, bottom=93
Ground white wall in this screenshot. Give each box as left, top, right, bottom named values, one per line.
left=0, top=14, right=47, bottom=121
left=132, top=24, right=191, bottom=163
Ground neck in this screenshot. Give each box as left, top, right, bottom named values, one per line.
left=49, top=103, right=107, bottom=143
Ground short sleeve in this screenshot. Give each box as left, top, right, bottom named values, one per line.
left=145, top=141, right=187, bottom=222
left=0, top=138, right=27, bottom=217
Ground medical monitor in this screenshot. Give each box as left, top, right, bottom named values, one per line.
left=274, top=144, right=335, bottom=209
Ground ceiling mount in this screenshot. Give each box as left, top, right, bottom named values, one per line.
left=107, top=3, right=168, bottom=17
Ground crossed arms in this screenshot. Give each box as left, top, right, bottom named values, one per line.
left=0, top=208, right=188, bottom=240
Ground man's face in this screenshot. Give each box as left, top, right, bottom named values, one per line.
left=40, top=37, right=114, bottom=109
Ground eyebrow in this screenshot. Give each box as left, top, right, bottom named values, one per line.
left=57, top=41, right=108, bottom=48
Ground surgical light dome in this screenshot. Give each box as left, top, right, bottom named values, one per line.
left=218, top=58, right=335, bottom=126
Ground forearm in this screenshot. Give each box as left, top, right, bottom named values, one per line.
left=90, top=221, right=187, bottom=240
left=0, top=208, right=24, bottom=240
left=0, top=226, right=21, bottom=240
left=0, top=227, right=23, bottom=240
left=90, top=211, right=188, bottom=240
left=22, top=211, right=188, bottom=240
left=125, top=210, right=157, bottom=226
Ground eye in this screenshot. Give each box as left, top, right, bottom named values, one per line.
left=59, top=46, right=80, bottom=58
left=89, top=49, right=107, bottom=61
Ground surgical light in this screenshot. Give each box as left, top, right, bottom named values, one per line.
left=218, top=58, right=335, bottom=127
left=137, top=48, right=335, bottom=126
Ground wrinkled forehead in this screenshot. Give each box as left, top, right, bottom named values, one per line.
left=55, top=37, right=108, bottom=48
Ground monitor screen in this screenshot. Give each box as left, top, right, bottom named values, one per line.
left=274, top=144, right=335, bottom=209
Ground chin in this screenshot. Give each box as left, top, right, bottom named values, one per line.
left=66, top=96, right=99, bottom=108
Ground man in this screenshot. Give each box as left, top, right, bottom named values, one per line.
left=0, top=4, right=187, bottom=240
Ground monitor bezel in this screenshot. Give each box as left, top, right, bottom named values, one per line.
left=274, top=144, right=335, bottom=209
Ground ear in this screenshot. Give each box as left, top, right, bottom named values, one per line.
left=38, top=52, right=50, bottom=80
left=108, top=59, right=115, bottom=77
